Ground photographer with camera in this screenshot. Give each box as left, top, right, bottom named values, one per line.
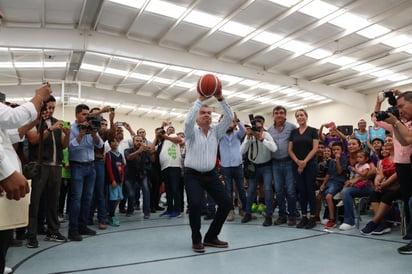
left=88, top=106, right=115, bottom=230
left=67, top=104, right=104, bottom=241
left=241, top=115, right=278, bottom=226
left=381, top=91, right=412, bottom=254
left=25, top=95, right=70, bottom=248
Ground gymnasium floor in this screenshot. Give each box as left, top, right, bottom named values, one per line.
left=5, top=207, right=411, bottom=274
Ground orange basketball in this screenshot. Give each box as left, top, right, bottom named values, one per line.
left=197, top=74, right=222, bottom=98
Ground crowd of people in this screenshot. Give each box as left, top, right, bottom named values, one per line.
left=1, top=85, right=412, bottom=273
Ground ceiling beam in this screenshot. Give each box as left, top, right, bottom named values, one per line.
left=0, top=26, right=367, bottom=110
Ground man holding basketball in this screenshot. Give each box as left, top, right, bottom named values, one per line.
left=184, top=75, right=234, bottom=253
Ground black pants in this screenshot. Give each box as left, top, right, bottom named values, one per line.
left=0, top=229, right=13, bottom=273
left=184, top=168, right=232, bottom=244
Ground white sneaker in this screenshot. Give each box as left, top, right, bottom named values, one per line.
left=339, top=223, right=356, bottom=231
left=333, top=192, right=342, bottom=200
left=4, top=266, right=12, bottom=274
left=336, top=200, right=344, bottom=207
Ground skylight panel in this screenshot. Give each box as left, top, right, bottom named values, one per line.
left=382, top=73, right=408, bottom=82
left=0, top=62, right=13, bottom=68
left=328, top=56, right=356, bottom=66
left=14, top=62, right=43, bottom=68
left=146, top=0, right=185, bottom=19
left=305, top=49, right=332, bottom=59
left=233, top=93, right=254, bottom=99
left=260, top=83, right=281, bottom=90
left=252, top=31, right=283, bottom=45
left=239, top=79, right=259, bottom=87
left=279, top=87, right=298, bottom=94
left=175, top=81, right=193, bottom=88
left=267, top=0, right=300, bottom=8
left=168, top=65, right=192, bottom=73
left=357, top=24, right=391, bottom=39
left=152, top=77, right=173, bottom=85
left=109, top=0, right=145, bottom=9
left=129, top=72, right=151, bottom=80
left=279, top=40, right=313, bottom=54
left=351, top=63, right=376, bottom=72
left=381, top=34, right=412, bottom=48
left=105, top=68, right=128, bottom=77
left=297, top=91, right=314, bottom=98
left=299, top=0, right=338, bottom=19
left=370, top=69, right=393, bottom=78
left=184, top=10, right=221, bottom=28
left=219, top=21, right=255, bottom=37
left=81, top=63, right=103, bottom=72
left=219, top=75, right=243, bottom=85
left=141, top=60, right=166, bottom=69
left=0, top=47, right=8, bottom=51
left=43, top=62, right=67, bottom=68
left=329, top=12, right=369, bottom=31
left=10, top=48, right=42, bottom=52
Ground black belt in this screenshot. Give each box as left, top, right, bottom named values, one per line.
left=272, top=157, right=291, bottom=163
left=253, top=161, right=272, bottom=168
left=185, top=167, right=216, bottom=176
left=94, top=158, right=104, bottom=162
left=70, top=161, right=94, bottom=166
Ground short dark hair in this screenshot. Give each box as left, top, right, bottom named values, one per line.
left=254, top=115, right=265, bottom=123
left=398, top=91, right=412, bottom=103
left=331, top=141, right=344, bottom=150
left=75, top=104, right=89, bottom=114
left=272, top=105, right=287, bottom=115
left=46, top=95, right=56, bottom=103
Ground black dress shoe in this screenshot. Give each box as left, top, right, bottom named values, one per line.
left=155, top=206, right=164, bottom=211
left=79, top=226, right=96, bottom=236
left=203, top=238, right=228, bottom=248
left=192, top=243, right=205, bottom=253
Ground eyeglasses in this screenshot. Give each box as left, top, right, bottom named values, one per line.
left=101, top=123, right=108, bottom=126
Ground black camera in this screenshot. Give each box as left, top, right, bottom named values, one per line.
left=375, top=106, right=400, bottom=121
left=248, top=114, right=261, bottom=132
left=380, top=89, right=397, bottom=106
left=79, top=116, right=103, bottom=130
left=375, top=90, right=400, bottom=121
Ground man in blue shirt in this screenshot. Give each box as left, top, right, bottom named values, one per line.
left=68, top=104, right=103, bottom=241
left=219, top=112, right=247, bottom=221
left=267, top=106, right=298, bottom=226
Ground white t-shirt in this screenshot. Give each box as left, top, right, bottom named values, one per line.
left=159, top=134, right=181, bottom=171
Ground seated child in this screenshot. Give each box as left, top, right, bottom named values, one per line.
left=315, top=142, right=348, bottom=229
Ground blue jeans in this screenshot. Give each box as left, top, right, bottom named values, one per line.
left=69, top=162, right=96, bottom=231
left=341, top=185, right=374, bottom=225
left=92, top=160, right=107, bottom=223
left=246, top=164, right=273, bottom=216
left=162, top=167, right=182, bottom=213
left=222, top=165, right=247, bottom=210
left=293, top=160, right=317, bottom=215
left=184, top=168, right=232, bottom=244
left=272, top=160, right=297, bottom=218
